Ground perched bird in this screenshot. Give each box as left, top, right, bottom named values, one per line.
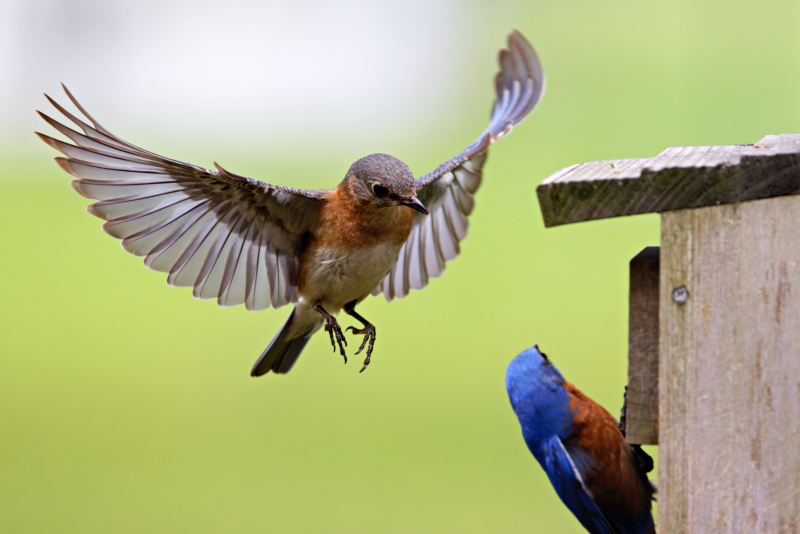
left=505, top=346, right=655, bottom=534
left=36, top=31, right=544, bottom=376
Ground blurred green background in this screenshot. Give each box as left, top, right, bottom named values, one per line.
left=2, top=0, right=799, bottom=532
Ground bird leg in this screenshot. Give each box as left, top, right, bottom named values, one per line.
left=344, top=302, right=376, bottom=373
left=313, top=301, right=347, bottom=363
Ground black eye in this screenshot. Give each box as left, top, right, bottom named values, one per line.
left=372, top=184, right=389, bottom=198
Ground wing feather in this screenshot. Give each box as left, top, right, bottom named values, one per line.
left=407, top=226, right=426, bottom=291
left=38, top=86, right=326, bottom=310
left=145, top=200, right=219, bottom=272
left=168, top=205, right=233, bottom=287
left=253, top=233, right=271, bottom=311
left=121, top=200, right=208, bottom=258
left=219, top=216, right=255, bottom=307
left=240, top=224, right=263, bottom=306
left=392, top=242, right=408, bottom=298
left=38, top=133, right=154, bottom=171
left=194, top=211, right=244, bottom=299
left=38, top=112, right=152, bottom=162
left=244, top=227, right=261, bottom=311
left=548, top=439, right=619, bottom=534
left=444, top=187, right=468, bottom=241
left=423, top=212, right=445, bottom=279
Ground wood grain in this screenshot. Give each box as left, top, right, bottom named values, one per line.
left=659, top=195, right=800, bottom=533
left=537, top=134, right=800, bottom=227
left=625, top=247, right=660, bottom=445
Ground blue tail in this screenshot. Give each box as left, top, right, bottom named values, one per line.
left=251, top=307, right=312, bottom=376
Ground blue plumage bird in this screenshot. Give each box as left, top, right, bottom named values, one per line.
left=506, top=346, right=656, bottom=534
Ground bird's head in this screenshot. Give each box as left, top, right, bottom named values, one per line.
left=506, top=345, right=573, bottom=447
left=345, top=153, right=428, bottom=214
left=506, top=345, right=564, bottom=393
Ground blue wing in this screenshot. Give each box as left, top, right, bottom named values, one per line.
left=536, top=438, right=619, bottom=534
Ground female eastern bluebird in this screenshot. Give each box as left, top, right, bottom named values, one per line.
left=506, top=346, right=656, bottom=534
left=36, top=31, right=545, bottom=376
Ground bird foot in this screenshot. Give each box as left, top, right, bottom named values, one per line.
left=619, top=385, right=629, bottom=437
left=346, top=324, right=376, bottom=372
left=324, top=316, right=347, bottom=363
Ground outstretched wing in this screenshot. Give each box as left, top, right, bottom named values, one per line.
left=37, top=85, right=326, bottom=311
left=374, top=30, right=545, bottom=301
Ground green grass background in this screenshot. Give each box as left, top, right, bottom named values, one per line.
left=2, top=1, right=800, bottom=532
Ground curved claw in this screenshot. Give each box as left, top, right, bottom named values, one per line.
left=347, top=324, right=376, bottom=372
left=323, top=317, right=347, bottom=363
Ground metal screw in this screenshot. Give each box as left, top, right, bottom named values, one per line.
left=672, top=286, right=689, bottom=304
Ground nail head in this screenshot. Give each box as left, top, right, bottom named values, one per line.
left=672, top=286, right=689, bottom=304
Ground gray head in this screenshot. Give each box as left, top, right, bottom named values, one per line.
left=345, top=153, right=428, bottom=214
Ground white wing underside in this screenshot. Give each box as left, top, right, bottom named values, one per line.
left=374, top=30, right=545, bottom=301
left=38, top=88, right=325, bottom=311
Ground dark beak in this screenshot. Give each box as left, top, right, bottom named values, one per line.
left=400, top=196, right=428, bottom=215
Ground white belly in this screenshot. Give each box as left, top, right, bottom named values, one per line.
left=300, top=242, right=402, bottom=311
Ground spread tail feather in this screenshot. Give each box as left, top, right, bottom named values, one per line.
left=251, top=307, right=311, bottom=376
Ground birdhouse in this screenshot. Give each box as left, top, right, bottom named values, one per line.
left=537, top=134, right=800, bottom=533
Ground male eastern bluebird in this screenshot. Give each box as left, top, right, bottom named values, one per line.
left=36, top=31, right=544, bottom=376
left=506, top=346, right=656, bottom=534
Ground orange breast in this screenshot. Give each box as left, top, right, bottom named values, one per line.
left=317, top=185, right=415, bottom=250
left=297, top=185, right=415, bottom=293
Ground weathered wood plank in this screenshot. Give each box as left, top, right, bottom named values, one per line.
left=537, top=133, right=800, bottom=227
left=625, top=247, right=660, bottom=445
left=659, top=195, right=800, bottom=533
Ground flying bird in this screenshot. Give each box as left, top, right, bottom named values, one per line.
left=506, top=346, right=656, bottom=534
left=36, top=31, right=544, bottom=376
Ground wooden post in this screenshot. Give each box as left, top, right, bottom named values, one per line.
left=535, top=133, right=800, bottom=533
left=659, top=196, right=800, bottom=533
left=625, top=247, right=660, bottom=445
